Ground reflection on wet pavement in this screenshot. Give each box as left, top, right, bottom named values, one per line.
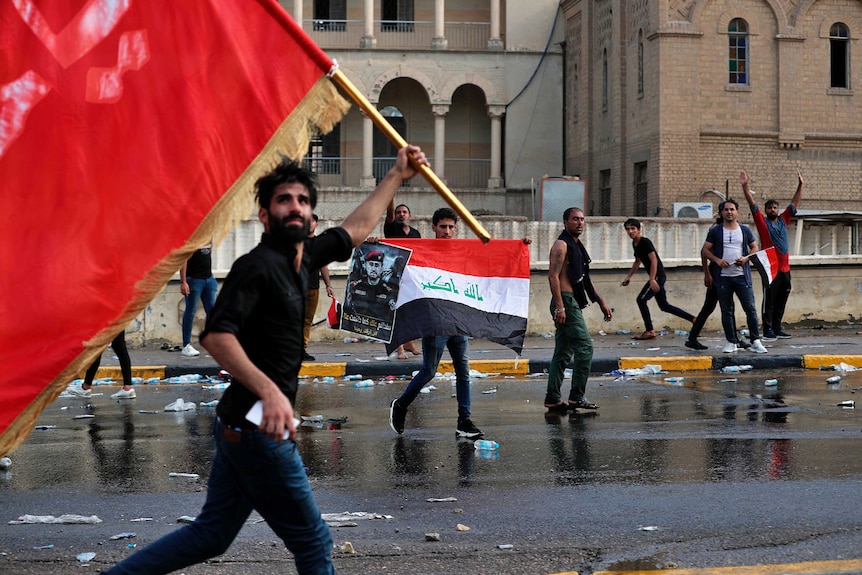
left=3, top=370, right=860, bottom=495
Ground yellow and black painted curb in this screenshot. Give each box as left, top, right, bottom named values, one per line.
left=90, top=354, right=862, bottom=383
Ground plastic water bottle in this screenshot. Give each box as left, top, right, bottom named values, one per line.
left=202, top=383, right=230, bottom=390
left=826, top=375, right=842, bottom=384
left=721, top=365, right=741, bottom=373
left=473, top=439, right=499, bottom=451
left=764, top=379, right=778, bottom=386
left=674, top=330, right=689, bottom=337
left=344, top=337, right=359, bottom=343
left=343, top=374, right=363, bottom=380
left=663, top=377, right=684, bottom=384
left=353, top=379, right=375, bottom=387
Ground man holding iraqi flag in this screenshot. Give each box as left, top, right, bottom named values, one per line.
left=740, top=169, right=804, bottom=341
left=386, top=208, right=532, bottom=438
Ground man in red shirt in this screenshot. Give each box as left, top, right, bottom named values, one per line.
left=739, top=169, right=803, bottom=340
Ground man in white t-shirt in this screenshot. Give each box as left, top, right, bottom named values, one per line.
left=702, top=199, right=768, bottom=354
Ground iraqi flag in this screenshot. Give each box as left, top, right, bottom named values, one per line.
left=382, top=239, right=530, bottom=355
left=751, top=247, right=779, bottom=285
left=0, top=0, right=350, bottom=455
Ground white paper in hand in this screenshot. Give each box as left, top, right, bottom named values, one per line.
left=245, top=400, right=299, bottom=440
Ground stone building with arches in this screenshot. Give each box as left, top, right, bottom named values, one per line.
left=279, top=0, right=565, bottom=219
left=561, top=0, right=862, bottom=217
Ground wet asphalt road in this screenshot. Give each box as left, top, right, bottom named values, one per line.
left=0, top=369, right=860, bottom=575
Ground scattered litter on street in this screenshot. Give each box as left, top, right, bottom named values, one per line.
left=339, top=541, right=355, bottom=553
left=497, top=544, right=514, bottom=550
left=76, top=552, right=96, bottom=562
left=321, top=512, right=392, bottom=525
left=425, top=533, right=441, bottom=541
left=32, top=544, right=53, bottom=550
left=10, top=514, right=102, bottom=525
left=638, top=525, right=659, bottom=531
left=456, top=523, right=470, bottom=531
left=164, top=398, right=196, bottom=412
left=426, top=497, right=457, bottom=503
left=168, top=472, right=199, bottom=479
left=109, top=532, right=136, bottom=540
left=177, top=516, right=195, bottom=523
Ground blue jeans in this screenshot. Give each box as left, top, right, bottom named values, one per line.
left=397, top=335, right=471, bottom=421
left=716, top=274, right=760, bottom=343
left=102, top=419, right=334, bottom=575
left=182, top=276, right=217, bottom=346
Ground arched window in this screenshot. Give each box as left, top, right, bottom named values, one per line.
left=637, top=30, right=644, bottom=97
left=728, top=18, right=748, bottom=85
left=830, top=22, right=850, bottom=89
left=602, top=48, right=609, bottom=111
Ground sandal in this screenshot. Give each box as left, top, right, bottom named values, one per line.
left=544, top=402, right=570, bottom=415
left=569, top=399, right=599, bottom=410
left=632, top=331, right=656, bottom=340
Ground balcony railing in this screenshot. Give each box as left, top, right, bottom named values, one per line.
left=303, top=20, right=491, bottom=50
left=302, top=156, right=491, bottom=189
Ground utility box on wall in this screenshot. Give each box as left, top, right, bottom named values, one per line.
left=536, top=176, right=587, bottom=221
left=672, top=202, right=713, bottom=219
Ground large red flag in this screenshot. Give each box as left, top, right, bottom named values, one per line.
left=0, top=0, right=350, bottom=454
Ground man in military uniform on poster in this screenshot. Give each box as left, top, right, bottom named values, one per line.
left=345, top=249, right=396, bottom=320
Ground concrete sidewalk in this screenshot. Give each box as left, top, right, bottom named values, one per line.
left=83, top=325, right=862, bottom=383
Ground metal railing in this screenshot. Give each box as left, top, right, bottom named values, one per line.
left=302, top=20, right=491, bottom=50
left=210, top=217, right=862, bottom=276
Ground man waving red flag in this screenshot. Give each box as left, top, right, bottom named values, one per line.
left=0, top=0, right=350, bottom=454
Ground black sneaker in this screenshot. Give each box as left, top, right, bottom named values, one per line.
left=775, top=330, right=792, bottom=339
left=684, top=339, right=708, bottom=351
left=389, top=399, right=406, bottom=434
left=456, top=418, right=484, bottom=439
left=302, top=350, right=315, bottom=361
left=761, top=331, right=777, bottom=342
left=736, top=339, right=751, bottom=349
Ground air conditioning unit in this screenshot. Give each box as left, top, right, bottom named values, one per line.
left=673, top=202, right=713, bottom=219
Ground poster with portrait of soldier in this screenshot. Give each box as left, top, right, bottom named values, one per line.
left=341, top=241, right=413, bottom=343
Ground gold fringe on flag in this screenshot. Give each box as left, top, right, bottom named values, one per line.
left=0, top=76, right=351, bottom=456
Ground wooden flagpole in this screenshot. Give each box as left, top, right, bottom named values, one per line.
left=330, top=69, right=491, bottom=243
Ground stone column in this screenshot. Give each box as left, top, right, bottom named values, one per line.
left=360, top=0, right=377, bottom=48
left=432, top=105, right=449, bottom=182
left=432, top=0, right=448, bottom=50
left=488, top=105, right=505, bottom=188
left=292, top=0, right=302, bottom=24
left=488, top=0, right=503, bottom=50
left=360, top=111, right=376, bottom=188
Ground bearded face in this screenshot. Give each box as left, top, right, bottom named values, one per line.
left=268, top=210, right=310, bottom=243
